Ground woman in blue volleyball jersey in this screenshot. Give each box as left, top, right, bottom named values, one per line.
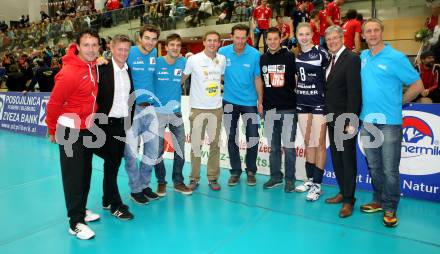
left=294, top=22, right=330, bottom=201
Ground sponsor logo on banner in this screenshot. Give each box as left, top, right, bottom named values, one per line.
left=38, top=99, right=48, bottom=126
left=401, top=111, right=440, bottom=175
left=0, top=92, right=50, bottom=136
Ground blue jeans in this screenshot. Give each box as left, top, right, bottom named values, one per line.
left=223, top=100, right=259, bottom=176
left=360, top=123, right=402, bottom=212
left=264, top=109, right=298, bottom=182
left=155, top=112, right=185, bottom=185
left=124, top=105, right=159, bottom=193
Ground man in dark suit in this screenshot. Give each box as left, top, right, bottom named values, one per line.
left=324, top=25, right=362, bottom=218
left=95, top=34, right=135, bottom=220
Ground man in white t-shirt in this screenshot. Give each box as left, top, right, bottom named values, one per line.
left=181, top=31, right=226, bottom=191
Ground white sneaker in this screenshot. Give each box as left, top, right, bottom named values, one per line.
left=85, top=210, right=100, bottom=222
left=306, top=184, right=322, bottom=201
left=68, top=223, right=95, bottom=240
left=295, top=180, right=313, bottom=192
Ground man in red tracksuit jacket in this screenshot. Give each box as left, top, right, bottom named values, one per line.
left=46, top=29, right=101, bottom=240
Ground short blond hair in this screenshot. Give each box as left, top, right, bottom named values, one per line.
left=362, top=18, right=384, bottom=33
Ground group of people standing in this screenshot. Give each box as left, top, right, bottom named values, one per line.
left=46, top=16, right=424, bottom=240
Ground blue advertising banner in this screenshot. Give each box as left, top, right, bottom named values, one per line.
left=323, top=103, right=440, bottom=202
left=0, top=92, right=50, bottom=136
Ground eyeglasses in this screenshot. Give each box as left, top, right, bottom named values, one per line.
left=325, top=36, right=343, bottom=43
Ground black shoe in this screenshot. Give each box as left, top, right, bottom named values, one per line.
left=111, top=205, right=134, bottom=221
left=143, top=187, right=159, bottom=200
left=284, top=181, right=295, bottom=193
left=102, top=201, right=111, bottom=210
left=130, top=192, right=149, bottom=205
left=263, top=178, right=283, bottom=189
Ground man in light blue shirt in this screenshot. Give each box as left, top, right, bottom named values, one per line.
left=125, top=25, right=161, bottom=205
left=218, top=24, right=263, bottom=187
left=358, top=18, right=424, bottom=227
left=153, top=33, right=193, bottom=197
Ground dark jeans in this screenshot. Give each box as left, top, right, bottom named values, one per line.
left=58, top=128, right=93, bottom=229
left=93, top=120, right=125, bottom=210
left=264, top=109, right=298, bottom=182
left=223, top=100, right=259, bottom=176
left=360, top=123, right=402, bottom=212
left=328, top=124, right=357, bottom=205
left=254, top=28, right=268, bottom=52
left=155, top=112, right=186, bottom=184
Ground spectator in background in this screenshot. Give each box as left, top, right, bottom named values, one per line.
left=66, top=3, right=76, bottom=15
left=326, top=0, right=345, bottom=26
left=426, top=3, right=440, bottom=32
left=225, top=0, right=235, bottom=22
left=0, top=63, right=6, bottom=78
left=18, top=54, right=33, bottom=83
left=253, top=0, right=272, bottom=52
left=62, top=16, right=75, bottom=40
left=9, top=27, right=16, bottom=44
left=57, top=42, right=67, bottom=57
left=235, top=0, right=247, bottom=22
left=5, top=64, right=28, bottom=91
left=51, top=58, right=61, bottom=71
left=56, top=6, right=67, bottom=18
left=167, top=1, right=178, bottom=29
left=40, top=11, right=50, bottom=21
left=300, top=0, right=315, bottom=15
left=121, top=0, right=131, bottom=22
left=275, top=16, right=290, bottom=48
left=26, top=59, right=58, bottom=92
left=2, top=52, right=13, bottom=72
left=0, top=21, right=8, bottom=33
left=342, top=9, right=361, bottom=53
left=282, top=0, right=295, bottom=17
left=156, top=0, right=171, bottom=29
left=416, top=51, right=440, bottom=103
left=319, top=0, right=330, bottom=46
left=269, top=0, right=280, bottom=16
left=198, top=0, right=213, bottom=26
left=217, top=9, right=228, bottom=24
left=310, top=10, right=321, bottom=46
left=292, top=2, right=309, bottom=35
left=106, top=0, right=121, bottom=26
left=19, top=15, right=27, bottom=27
left=77, top=1, right=92, bottom=13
